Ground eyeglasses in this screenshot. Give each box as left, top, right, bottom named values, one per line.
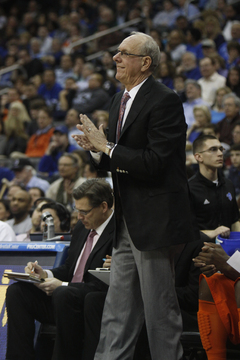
left=116, top=50, right=148, bottom=58
left=198, top=146, right=225, bottom=154
left=73, top=206, right=96, bottom=216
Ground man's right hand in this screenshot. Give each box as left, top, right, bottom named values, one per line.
left=25, top=261, right=47, bottom=279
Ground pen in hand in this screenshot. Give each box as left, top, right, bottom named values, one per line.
left=31, top=260, right=38, bottom=274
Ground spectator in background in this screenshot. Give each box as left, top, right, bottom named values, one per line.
left=58, top=77, right=77, bottom=111
left=228, top=143, right=240, bottom=198
left=28, top=186, right=45, bottom=207
left=204, top=15, right=226, bottom=51
left=201, top=38, right=217, bottom=58
left=72, top=73, right=110, bottom=116
left=0, top=199, right=12, bottom=222
left=2, top=101, right=31, bottom=156
left=187, top=105, right=211, bottom=143
left=17, top=48, right=44, bottom=80
left=38, top=125, right=78, bottom=178
left=226, top=66, right=240, bottom=98
left=173, top=74, right=187, bottom=102
left=38, top=69, right=63, bottom=111
left=0, top=87, right=21, bottom=120
left=29, top=37, right=43, bottom=59
left=37, top=25, right=53, bottom=55
left=156, top=61, right=175, bottom=89
left=46, top=153, right=85, bottom=209
left=226, top=41, right=240, bottom=69
left=53, top=15, right=70, bottom=44
left=27, top=98, right=46, bottom=137
left=198, top=56, right=226, bottom=106
left=186, top=27, right=203, bottom=60
left=55, top=54, right=74, bottom=88
left=232, top=121, right=240, bottom=145
left=76, top=62, right=95, bottom=91
left=25, top=107, right=55, bottom=158
left=10, top=158, right=49, bottom=193
left=6, top=189, right=32, bottom=235
left=152, top=0, right=179, bottom=30
left=22, top=81, right=44, bottom=115
left=64, top=108, right=83, bottom=146
left=211, top=86, right=231, bottom=124
left=183, top=79, right=209, bottom=127
left=41, top=37, right=64, bottom=68
left=177, top=0, right=200, bottom=23
left=165, top=29, right=187, bottom=63
left=219, top=22, right=240, bottom=61
left=209, top=53, right=228, bottom=78
left=176, top=52, right=202, bottom=80
left=216, top=93, right=240, bottom=146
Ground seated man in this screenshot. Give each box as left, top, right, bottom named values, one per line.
left=193, top=242, right=240, bottom=360
left=6, top=189, right=32, bottom=235
left=5, top=179, right=114, bottom=360
left=189, top=134, right=240, bottom=240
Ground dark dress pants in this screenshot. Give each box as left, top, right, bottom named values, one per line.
left=6, top=281, right=95, bottom=360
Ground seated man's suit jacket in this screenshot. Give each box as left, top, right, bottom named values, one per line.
left=51, top=216, right=114, bottom=292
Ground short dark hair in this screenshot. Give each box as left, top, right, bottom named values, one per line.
left=29, top=187, right=45, bottom=197
left=73, top=179, right=113, bottom=209
left=40, top=202, right=70, bottom=232
left=192, top=134, right=218, bottom=154
left=230, top=144, right=240, bottom=152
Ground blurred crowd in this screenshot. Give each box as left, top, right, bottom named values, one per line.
left=0, top=0, right=240, bottom=235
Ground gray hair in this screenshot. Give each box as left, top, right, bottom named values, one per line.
left=222, top=93, right=240, bottom=108
left=131, top=31, right=161, bottom=72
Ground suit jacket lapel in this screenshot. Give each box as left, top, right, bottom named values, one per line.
left=119, top=76, right=153, bottom=140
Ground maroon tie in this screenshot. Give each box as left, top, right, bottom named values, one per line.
left=117, top=92, right=130, bottom=141
left=71, top=230, right=97, bottom=283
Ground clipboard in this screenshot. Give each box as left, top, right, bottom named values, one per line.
left=3, top=271, right=45, bottom=283
left=88, top=269, right=110, bottom=285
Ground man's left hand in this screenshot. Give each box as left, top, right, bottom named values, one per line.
left=37, top=278, right=63, bottom=296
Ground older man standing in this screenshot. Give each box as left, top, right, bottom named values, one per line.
left=73, top=32, right=196, bottom=360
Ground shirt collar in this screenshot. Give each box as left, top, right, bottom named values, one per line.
left=124, top=77, right=149, bottom=102
left=93, top=210, right=114, bottom=237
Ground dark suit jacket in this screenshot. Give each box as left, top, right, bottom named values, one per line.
left=99, top=76, right=197, bottom=250
left=51, top=216, right=114, bottom=292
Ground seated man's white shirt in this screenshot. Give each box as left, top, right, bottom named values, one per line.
left=0, top=221, right=16, bottom=241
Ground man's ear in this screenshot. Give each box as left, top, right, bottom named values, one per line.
left=101, top=201, right=108, bottom=213
left=141, top=56, right=152, bottom=72
left=194, top=153, right=202, bottom=163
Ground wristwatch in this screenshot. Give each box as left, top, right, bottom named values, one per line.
left=105, top=142, right=115, bottom=156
